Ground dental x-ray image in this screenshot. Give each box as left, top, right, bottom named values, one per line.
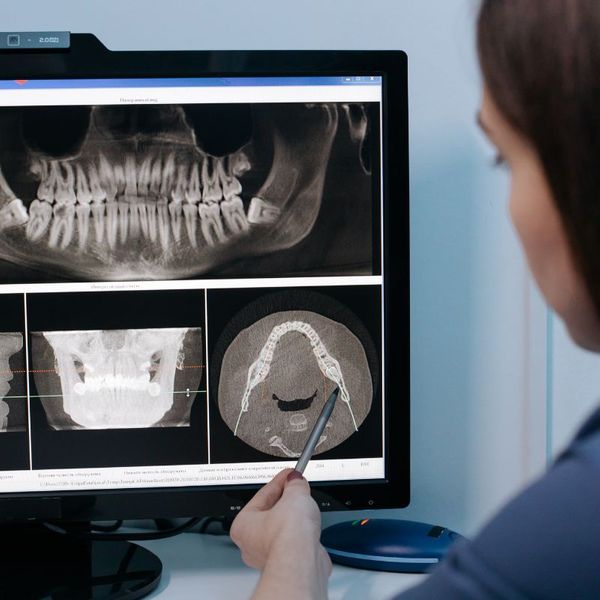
left=209, top=286, right=382, bottom=463
left=0, top=332, right=26, bottom=433
left=0, top=294, right=29, bottom=470
left=26, top=289, right=209, bottom=470
left=0, top=102, right=380, bottom=282
left=30, top=327, right=202, bottom=431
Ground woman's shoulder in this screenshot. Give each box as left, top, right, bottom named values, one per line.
left=398, top=404, right=600, bottom=599
left=557, top=402, right=600, bottom=466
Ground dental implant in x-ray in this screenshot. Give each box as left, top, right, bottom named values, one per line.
left=30, top=327, right=202, bottom=430
left=0, top=332, right=24, bottom=433
left=217, top=310, right=373, bottom=458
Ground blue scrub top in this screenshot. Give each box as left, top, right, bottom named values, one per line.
left=398, top=404, right=600, bottom=599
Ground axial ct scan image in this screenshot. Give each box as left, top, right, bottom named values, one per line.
left=0, top=102, right=378, bottom=282
left=30, top=327, right=203, bottom=430
left=218, top=310, right=373, bottom=458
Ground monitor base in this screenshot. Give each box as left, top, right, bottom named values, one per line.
left=0, top=523, right=162, bottom=598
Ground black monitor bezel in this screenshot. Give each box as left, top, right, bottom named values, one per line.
left=0, top=35, right=409, bottom=521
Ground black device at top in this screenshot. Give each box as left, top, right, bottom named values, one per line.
left=0, top=33, right=408, bottom=526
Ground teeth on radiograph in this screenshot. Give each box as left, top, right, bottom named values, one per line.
left=30, top=157, right=47, bottom=181
left=76, top=204, right=91, bottom=249
left=160, top=153, right=176, bottom=199
left=137, top=202, right=149, bottom=239
left=37, top=160, right=58, bottom=203
left=149, top=157, right=162, bottom=197
left=124, top=154, right=137, bottom=198
left=221, top=196, right=250, bottom=234
left=247, top=197, right=281, bottom=225
left=234, top=321, right=359, bottom=436
left=98, top=153, right=117, bottom=202
left=201, top=157, right=222, bottom=204
left=229, top=151, right=251, bottom=177
left=168, top=201, right=183, bottom=242
left=183, top=204, right=199, bottom=248
left=185, top=163, right=202, bottom=203
left=91, top=203, right=105, bottom=243
left=199, top=203, right=227, bottom=246
left=76, top=164, right=92, bottom=204
left=26, top=199, right=53, bottom=241
left=88, top=163, right=107, bottom=203
left=55, top=162, right=77, bottom=205
left=113, top=163, right=126, bottom=198
left=146, top=202, right=158, bottom=242
left=0, top=199, right=28, bottom=230
left=171, top=164, right=188, bottom=203
left=136, top=155, right=152, bottom=197
left=118, top=202, right=129, bottom=244
left=48, top=204, right=75, bottom=249
left=127, top=199, right=141, bottom=239
left=0, top=165, right=27, bottom=231
left=41, top=328, right=189, bottom=429
left=217, top=157, right=242, bottom=200
left=23, top=149, right=256, bottom=251
left=157, top=201, right=170, bottom=251
left=106, top=202, right=118, bottom=249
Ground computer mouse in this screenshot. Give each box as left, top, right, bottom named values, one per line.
left=321, top=518, right=463, bottom=573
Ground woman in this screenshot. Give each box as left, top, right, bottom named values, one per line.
left=230, top=1, right=600, bottom=597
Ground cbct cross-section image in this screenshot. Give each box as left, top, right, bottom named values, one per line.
left=0, top=102, right=379, bottom=282
left=209, top=287, right=382, bottom=463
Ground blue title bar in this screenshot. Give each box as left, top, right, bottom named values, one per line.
left=0, top=75, right=381, bottom=90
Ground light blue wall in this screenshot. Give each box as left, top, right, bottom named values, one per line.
left=4, top=0, right=538, bottom=535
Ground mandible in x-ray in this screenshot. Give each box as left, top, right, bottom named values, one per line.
left=218, top=310, right=372, bottom=458
left=31, top=327, right=202, bottom=430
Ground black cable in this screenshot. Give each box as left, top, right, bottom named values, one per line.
left=44, top=516, right=203, bottom=541
left=197, top=516, right=233, bottom=535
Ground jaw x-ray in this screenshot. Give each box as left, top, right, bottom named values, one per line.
left=0, top=332, right=25, bottom=433
left=0, top=102, right=376, bottom=282
left=218, top=310, right=373, bottom=458
left=30, top=327, right=202, bottom=430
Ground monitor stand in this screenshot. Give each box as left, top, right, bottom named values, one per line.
left=0, top=523, right=162, bottom=598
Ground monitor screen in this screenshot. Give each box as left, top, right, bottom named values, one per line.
left=0, top=41, right=408, bottom=517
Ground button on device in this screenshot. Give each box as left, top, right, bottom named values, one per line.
left=368, top=499, right=374, bottom=506
left=7, top=34, right=20, bottom=47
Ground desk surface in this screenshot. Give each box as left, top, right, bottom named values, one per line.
left=139, top=532, right=425, bottom=599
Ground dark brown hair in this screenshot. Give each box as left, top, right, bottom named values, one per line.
left=478, top=0, right=600, bottom=316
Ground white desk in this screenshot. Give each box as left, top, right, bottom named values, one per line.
left=140, top=533, right=425, bottom=599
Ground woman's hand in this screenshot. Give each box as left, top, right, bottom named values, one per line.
left=230, top=468, right=332, bottom=599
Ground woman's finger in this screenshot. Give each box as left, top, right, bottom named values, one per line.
left=282, top=472, right=311, bottom=497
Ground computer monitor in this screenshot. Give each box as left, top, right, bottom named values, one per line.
left=0, top=33, right=408, bottom=582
